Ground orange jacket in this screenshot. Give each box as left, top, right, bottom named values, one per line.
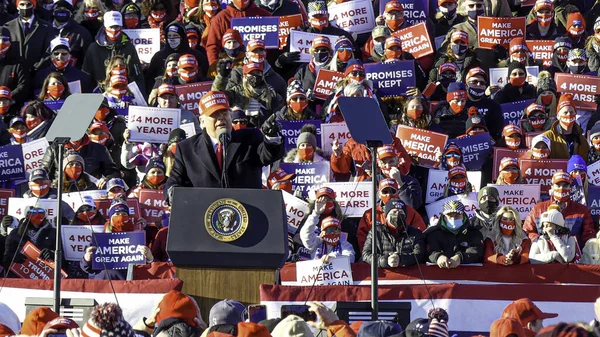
left=483, top=237, right=531, bottom=265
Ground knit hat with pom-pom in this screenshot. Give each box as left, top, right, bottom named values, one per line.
left=427, top=308, right=449, bottom=337
left=82, top=303, right=135, bottom=337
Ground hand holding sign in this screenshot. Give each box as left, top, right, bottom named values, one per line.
left=388, top=253, right=399, bottom=267
left=332, top=137, right=342, bottom=157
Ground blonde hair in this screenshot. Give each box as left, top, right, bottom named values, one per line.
left=490, top=206, right=527, bottom=255
left=74, top=0, right=109, bottom=23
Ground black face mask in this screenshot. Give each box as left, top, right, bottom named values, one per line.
left=479, top=200, right=499, bottom=215
left=468, top=86, right=485, bottom=99
left=19, top=7, right=34, bottom=19
left=246, top=74, right=264, bottom=87
left=54, top=9, right=71, bottom=23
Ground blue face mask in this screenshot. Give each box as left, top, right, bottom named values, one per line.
left=225, top=47, right=241, bottom=58
left=440, top=78, right=455, bottom=88
left=451, top=44, right=468, bottom=56
left=468, top=8, right=484, bottom=20
left=445, top=217, right=463, bottom=230
left=468, top=86, right=485, bottom=99
left=374, top=41, right=384, bottom=55
left=569, top=64, right=585, bottom=74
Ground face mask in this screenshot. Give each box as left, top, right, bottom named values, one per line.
left=150, top=10, right=166, bottom=21
left=532, top=148, right=550, bottom=159
left=19, top=7, right=34, bottom=19
left=592, top=138, right=600, bottom=151
left=347, top=73, right=364, bottom=84
left=323, top=201, right=335, bottom=214
left=569, top=27, right=584, bottom=38
left=500, top=220, right=515, bottom=236
left=440, top=78, right=455, bottom=88
left=449, top=178, right=467, bottom=194
left=52, top=56, right=70, bottom=70
left=451, top=44, right=468, bottom=57
left=571, top=171, right=586, bottom=184
left=203, top=3, right=219, bottom=17
left=90, top=133, right=110, bottom=145
left=467, top=8, right=484, bottom=20
left=26, top=117, right=41, bottom=130
left=510, top=76, right=526, bottom=87
left=124, top=17, right=139, bottom=28
left=179, top=69, right=197, bottom=82
left=105, top=28, right=122, bottom=41
left=298, top=147, right=315, bottom=161
left=11, top=129, right=27, bottom=142
left=479, top=200, right=498, bottom=215
left=445, top=217, right=463, bottom=230
left=54, top=9, right=71, bottom=23
left=386, top=18, right=404, bottom=31
left=530, top=115, right=546, bottom=130
left=77, top=211, right=96, bottom=222
left=559, top=113, right=575, bottom=128
left=407, top=107, right=423, bottom=120
left=557, top=50, right=569, bottom=62
left=290, top=100, right=307, bottom=113
left=188, top=35, right=199, bottom=49
left=374, top=41, right=384, bottom=55
left=511, top=53, right=527, bottom=64
left=439, top=4, right=457, bottom=18
left=147, top=174, right=164, bottom=185
left=541, top=93, right=553, bottom=105
left=385, top=49, right=402, bottom=60
left=65, top=165, right=83, bottom=180
left=309, top=16, right=328, bottom=30
left=468, top=86, right=485, bottom=99
left=84, top=8, right=99, bottom=19
left=446, top=156, right=460, bottom=167
left=232, top=121, right=246, bottom=130
left=248, top=52, right=265, bottom=63
left=553, top=189, right=571, bottom=203
left=168, top=38, right=181, bottom=49
left=501, top=170, right=519, bottom=184
left=246, top=74, right=264, bottom=87
left=450, top=101, right=464, bottom=114
left=111, top=88, right=127, bottom=99
left=314, top=50, right=331, bottom=65
left=569, top=65, right=585, bottom=74
left=225, top=47, right=241, bottom=58
left=337, top=50, right=352, bottom=62
left=322, top=232, right=340, bottom=246
left=28, top=213, right=45, bottom=226
left=537, top=13, right=552, bottom=26
left=111, top=214, right=132, bottom=232
left=0, top=105, right=8, bottom=115
left=29, top=183, right=49, bottom=197
left=48, top=83, right=65, bottom=99
left=505, top=138, right=520, bottom=150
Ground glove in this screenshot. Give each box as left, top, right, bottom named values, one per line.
left=277, top=51, right=301, bottom=66
left=2, top=215, right=15, bottom=229
left=216, top=59, right=233, bottom=78
left=305, top=89, right=316, bottom=102
left=493, top=44, right=508, bottom=61
left=594, top=95, right=600, bottom=105
left=261, top=117, right=281, bottom=138
left=40, top=248, right=55, bottom=261
left=13, top=252, right=27, bottom=264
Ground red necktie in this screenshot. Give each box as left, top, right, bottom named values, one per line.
left=216, top=143, right=223, bottom=170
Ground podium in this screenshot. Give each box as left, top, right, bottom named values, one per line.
left=167, top=187, right=288, bottom=316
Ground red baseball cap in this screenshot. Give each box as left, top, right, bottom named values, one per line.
left=501, top=298, right=558, bottom=326
left=199, top=91, right=230, bottom=116
left=267, top=168, right=296, bottom=188
left=315, top=186, right=336, bottom=200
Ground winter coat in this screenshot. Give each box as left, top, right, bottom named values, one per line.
left=299, top=212, right=355, bottom=262
left=4, top=16, right=57, bottom=71
left=493, top=83, right=537, bottom=104
left=438, top=20, right=496, bottom=72
left=525, top=22, right=563, bottom=40
left=580, top=231, right=600, bottom=264
left=432, top=101, right=469, bottom=139
left=430, top=51, right=481, bottom=83
left=225, top=62, right=288, bottom=101
left=542, top=120, right=589, bottom=161
left=587, top=39, right=600, bottom=72
left=465, top=97, right=504, bottom=141
left=523, top=199, right=596, bottom=248
left=283, top=148, right=328, bottom=163
left=2, top=220, right=56, bottom=271
left=33, top=64, right=94, bottom=94
left=207, top=51, right=245, bottom=79
left=0, top=47, right=30, bottom=105
left=214, top=81, right=285, bottom=127
left=205, top=3, right=271, bottom=65
left=80, top=254, right=127, bottom=280
left=433, top=13, right=466, bottom=38
left=483, top=237, right=531, bottom=264
left=424, top=217, right=484, bottom=264
left=270, top=104, right=320, bottom=122
left=82, top=29, right=146, bottom=95
left=472, top=209, right=496, bottom=240
left=529, top=235, right=577, bottom=264
left=151, top=226, right=169, bottom=262
left=357, top=204, right=426, bottom=254
left=54, top=19, right=94, bottom=69
left=361, top=223, right=425, bottom=268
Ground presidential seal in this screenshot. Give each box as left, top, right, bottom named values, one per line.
left=204, top=198, right=249, bottom=242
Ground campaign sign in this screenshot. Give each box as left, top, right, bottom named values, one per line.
left=587, top=160, right=600, bottom=186
left=392, top=22, right=434, bottom=59
left=525, top=40, right=554, bottom=68
left=425, top=192, right=479, bottom=225
left=43, top=100, right=65, bottom=112
left=62, top=190, right=108, bottom=211
left=489, top=66, right=539, bottom=88
left=500, top=99, right=535, bottom=126
left=128, top=106, right=181, bottom=144
left=61, top=225, right=105, bottom=261
left=313, top=69, right=344, bottom=100
left=280, top=120, right=322, bottom=152
left=180, top=122, right=197, bottom=138
left=555, top=73, right=600, bottom=111
left=282, top=190, right=310, bottom=234
left=524, top=132, right=542, bottom=148
left=396, top=125, right=448, bottom=168
left=95, top=199, right=141, bottom=221
left=425, top=170, right=482, bottom=204
left=296, top=256, right=353, bottom=286
left=492, top=147, right=529, bottom=181
left=10, top=241, right=68, bottom=279
left=0, top=145, right=25, bottom=181
left=280, top=162, right=330, bottom=198
left=92, top=232, right=146, bottom=270
left=587, top=186, right=600, bottom=223
left=321, top=122, right=352, bottom=157
left=68, top=80, right=81, bottom=94
left=379, top=0, right=429, bottom=25
left=139, top=189, right=169, bottom=224
left=434, top=35, right=445, bottom=51
left=329, top=0, right=375, bottom=34
left=488, top=184, right=541, bottom=219
left=449, top=133, right=491, bottom=170
left=365, top=61, right=416, bottom=97
left=22, top=138, right=49, bottom=175
left=519, top=159, right=568, bottom=194
left=289, top=31, right=339, bottom=63
left=8, top=198, right=59, bottom=226
left=123, top=28, right=160, bottom=63
left=231, top=17, right=280, bottom=49
left=278, top=14, right=304, bottom=49
left=308, top=182, right=372, bottom=218
left=0, top=189, right=14, bottom=217
left=477, top=17, right=526, bottom=50
left=175, top=81, right=213, bottom=114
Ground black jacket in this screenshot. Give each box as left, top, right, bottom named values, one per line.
left=361, top=223, right=425, bottom=268
left=226, top=63, right=288, bottom=101
left=493, top=83, right=537, bottom=104
left=0, top=43, right=30, bottom=105
left=80, top=255, right=127, bottom=280
left=429, top=51, right=481, bottom=84
left=33, top=64, right=94, bottom=93
left=41, top=139, right=120, bottom=180
left=3, top=220, right=56, bottom=272
left=433, top=101, right=469, bottom=139
left=164, top=129, right=284, bottom=201
left=465, top=97, right=504, bottom=142
left=54, top=19, right=94, bottom=69
left=424, top=217, right=484, bottom=264
left=525, top=22, right=563, bottom=40
left=4, top=16, right=57, bottom=71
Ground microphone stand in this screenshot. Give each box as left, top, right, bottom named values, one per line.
left=219, top=133, right=230, bottom=188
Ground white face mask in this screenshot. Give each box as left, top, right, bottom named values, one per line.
left=168, top=38, right=181, bottom=49
left=445, top=217, right=463, bottom=230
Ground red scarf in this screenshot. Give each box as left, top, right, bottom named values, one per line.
left=546, top=235, right=581, bottom=263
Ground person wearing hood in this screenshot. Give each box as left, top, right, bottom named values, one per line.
left=529, top=204, right=578, bottom=264
left=567, top=154, right=588, bottom=205
left=208, top=29, right=244, bottom=79
left=0, top=27, right=30, bottom=107
left=433, top=82, right=469, bottom=139
left=267, top=78, right=319, bottom=122
left=428, top=62, right=458, bottom=102
left=364, top=25, right=390, bottom=62
left=284, top=124, right=327, bottom=163
left=425, top=199, right=484, bottom=268
left=588, top=123, right=600, bottom=165
left=50, top=0, right=93, bottom=69
left=4, top=0, right=57, bottom=72
left=483, top=206, right=531, bottom=265
left=473, top=186, right=500, bottom=239
left=547, top=36, right=573, bottom=75
left=434, top=0, right=466, bottom=38
left=526, top=0, right=563, bottom=40
left=440, top=165, right=473, bottom=199
left=121, top=2, right=142, bottom=29
left=437, top=142, right=463, bottom=170
left=205, top=0, right=271, bottom=65
left=185, top=23, right=204, bottom=53
left=146, top=21, right=209, bottom=91
left=541, top=93, right=589, bottom=160
left=34, top=37, right=93, bottom=94
left=496, top=157, right=523, bottom=185
left=293, top=35, right=333, bottom=105
left=534, top=72, right=558, bottom=118
left=361, top=198, right=425, bottom=268
left=82, top=11, right=146, bottom=97
left=493, top=61, right=537, bottom=104
left=565, top=12, right=587, bottom=49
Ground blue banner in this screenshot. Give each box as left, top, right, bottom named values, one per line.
left=379, top=0, right=429, bottom=25
left=92, top=232, right=146, bottom=270
left=231, top=17, right=280, bottom=49
left=500, top=99, right=535, bottom=126
left=280, top=162, right=331, bottom=198
left=449, top=132, right=492, bottom=170
left=279, top=120, right=322, bottom=152
left=365, top=61, right=416, bottom=97
left=588, top=186, right=600, bottom=223
left=43, top=100, right=65, bottom=112
left=0, top=145, right=25, bottom=182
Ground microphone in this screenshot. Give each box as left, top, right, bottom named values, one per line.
left=216, top=129, right=230, bottom=188
left=217, top=129, right=231, bottom=145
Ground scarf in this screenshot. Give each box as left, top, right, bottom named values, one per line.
left=315, top=240, right=342, bottom=259
left=27, top=222, right=49, bottom=244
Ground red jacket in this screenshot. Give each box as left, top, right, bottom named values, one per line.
left=206, top=4, right=271, bottom=64
left=483, top=238, right=531, bottom=265
left=151, top=227, right=169, bottom=262
left=522, top=200, right=596, bottom=248
left=357, top=204, right=426, bottom=254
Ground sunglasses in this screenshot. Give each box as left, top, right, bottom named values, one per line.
left=349, top=71, right=365, bottom=77
left=380, top=188, right=397, bottom=195
left=28, top=208, right=46, bottom=215
left=232, top=120, right=247, bottom=124
left=445, top=153, right=461, bottom=159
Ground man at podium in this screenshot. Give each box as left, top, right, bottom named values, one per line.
left=165, top=91, right=284, bottom=201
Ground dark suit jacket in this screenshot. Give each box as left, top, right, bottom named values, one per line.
left=165, top=128, right=284, bottom=199
left=4, top=16, right=56, bottom=71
